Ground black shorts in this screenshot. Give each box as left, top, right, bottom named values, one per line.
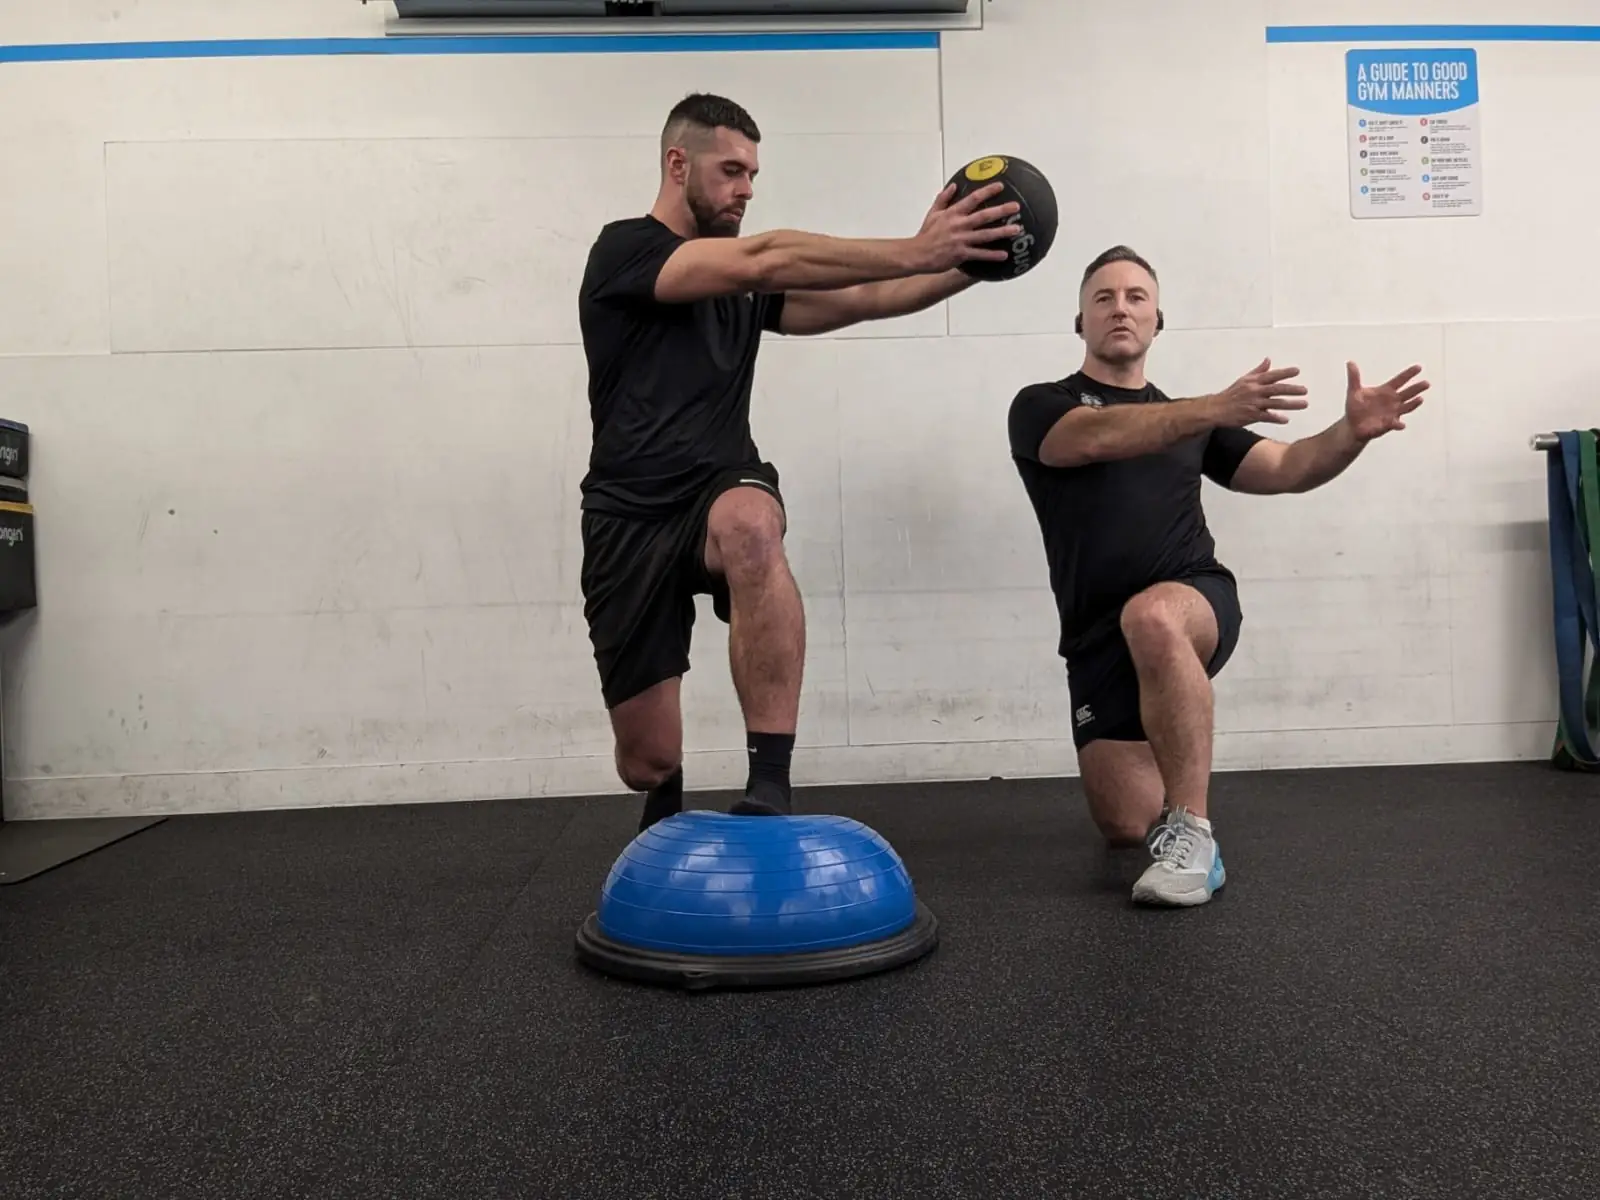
left=1066, top=568, right=1243, bottom=750
left=579, top=462, right=785, bottom=710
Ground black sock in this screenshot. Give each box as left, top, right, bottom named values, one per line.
left=746, top=731, right=794, bottom=796
left=639, top=767, right=683, bottom=833
left=730, top=731, right=794, bottom=815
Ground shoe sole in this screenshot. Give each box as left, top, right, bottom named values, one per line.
left=1133, top=863, right=1226, bottom=907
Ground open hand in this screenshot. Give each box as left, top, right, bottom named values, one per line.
left=1205, top=358, right=1311, bottom=427
left=911, top=182, right=1022, bottom=273
left=1344, top=362, right=1429, bottom=441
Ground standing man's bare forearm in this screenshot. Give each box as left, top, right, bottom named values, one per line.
left=863, top=269, right=977, bottom=319
left=654, top=229, right=932, bottom=304
left=778, top=267, right=976, bottom=336
left=654, top=184, right=1020, bottom=304
left=748, top=229, right=936, bottom=290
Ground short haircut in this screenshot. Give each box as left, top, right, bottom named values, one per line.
left=1080, top=245, right=1158, bottom=292
left=660, top=93, right=761, bottom=159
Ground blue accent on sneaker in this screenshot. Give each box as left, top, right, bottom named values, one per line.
left=1206, top=846, right=1226, bottom=894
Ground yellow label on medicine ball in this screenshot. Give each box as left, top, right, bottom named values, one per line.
left=964, top=156, right=1007, bottom=182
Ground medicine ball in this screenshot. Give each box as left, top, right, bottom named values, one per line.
left=945, top=154, right=1058, bottom=282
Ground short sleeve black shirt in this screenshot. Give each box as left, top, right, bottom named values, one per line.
left=577, top=215, right=787, bottom=518
left=1007, top=371, right=1262, bottom=658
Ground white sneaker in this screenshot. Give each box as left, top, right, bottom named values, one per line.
left=1133, top=807, right=1225, bottom=906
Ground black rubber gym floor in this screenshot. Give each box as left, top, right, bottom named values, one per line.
left=1, top=761, right=1596, bottom=1199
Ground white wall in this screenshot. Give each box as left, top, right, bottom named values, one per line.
left=0, top=2, right=1589, bottom=817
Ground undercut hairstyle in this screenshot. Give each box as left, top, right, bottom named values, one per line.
left=1080, top=245, right=1158, bottom=290
left=660, top=93, right=761, bottom=159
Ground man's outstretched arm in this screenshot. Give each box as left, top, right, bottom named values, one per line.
left=1037, top=395, right=1221, bottom=467
left=656, top=229, right=930, bottom=301
left=776, top=269, right=977, bottom=336
left=769, top=182, right=1013, bottom=336
left=654, top=181, right=1021, bottom=306
left=1226, top=362, right=1430, bottom=495
left=1032, top=359, right=1309, bottom=468
left=1225, top=419, right=1363, bottom=495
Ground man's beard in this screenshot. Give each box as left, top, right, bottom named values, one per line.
left=687, top=179, right=741, bottom=238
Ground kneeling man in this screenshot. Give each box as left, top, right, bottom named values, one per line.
left=1008, top=246, right=1429, bottom=906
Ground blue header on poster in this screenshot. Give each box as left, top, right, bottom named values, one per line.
left=1346, top=48, right=1478, bottom=115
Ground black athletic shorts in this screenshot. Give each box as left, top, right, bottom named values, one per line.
left=579, top=461, right=785, bottom=710
left=1065, top=567, right=1243, bottom=750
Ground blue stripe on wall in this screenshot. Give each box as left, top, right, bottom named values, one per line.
left=9, top=25, right=1596, bottom=59
left=0, top=31, right=939, bottom=64
left=1268, top=24, right=1600, bottom=44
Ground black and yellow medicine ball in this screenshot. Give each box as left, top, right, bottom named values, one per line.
left=946, top=154, right=1058, bottom=282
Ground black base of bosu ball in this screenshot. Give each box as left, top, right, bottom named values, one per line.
left=574, top=811, right=940, bottom=993
left=575, top=900, right=939, bottom=993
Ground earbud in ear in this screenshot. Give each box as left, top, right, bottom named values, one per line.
left=1155, top=309, right=1165, bottom=333
left=1074, top=313, right=1084, bottom=335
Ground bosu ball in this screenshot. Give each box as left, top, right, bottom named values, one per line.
left=947, top=154, right=1059, bottom=282
left=575, top=811, right=939, bottom=991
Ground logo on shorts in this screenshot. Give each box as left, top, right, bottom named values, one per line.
left=1074, top=704, right=1093, bottom=727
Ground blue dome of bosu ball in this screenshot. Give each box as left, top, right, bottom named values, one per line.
left=574, top=811, right=939, bottom=991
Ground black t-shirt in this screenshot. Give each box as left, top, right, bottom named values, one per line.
left=1007, top=371, right=1263, bottom=658
left=577, top=215, right=788, bottom=519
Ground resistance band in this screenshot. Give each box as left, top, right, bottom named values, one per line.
left=1545, top=429, right=1600, bottom=769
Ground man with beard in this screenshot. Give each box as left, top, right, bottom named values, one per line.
left=1007, top=245, right=1429, bottom=906
left=578, top=93, right=1023, bottom=829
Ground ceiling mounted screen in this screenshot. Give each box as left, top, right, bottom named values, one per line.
left=661, top=1, right=967, bottom=11
left=389, top=1, right=969, bottom=16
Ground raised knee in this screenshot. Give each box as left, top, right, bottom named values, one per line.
left=616, top=746, right=681, bottom=793
left=712, top=504, right=786, bottom=583
left=1120, top=593, right=1185, bottom=659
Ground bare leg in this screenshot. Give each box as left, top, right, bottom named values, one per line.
left=704, top=486, right=805, bottom=814
left=608, top=676, right=684, bottom=831
left=704, top=487, right=806, bottom=734
left=1077, top=738, right=1165, bottom=847
left=1118, top=582, right=1219, bottom=818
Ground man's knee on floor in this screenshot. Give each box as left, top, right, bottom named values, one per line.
left=1095, top=811, right=1160, bottom=848
left=1080, top=739, right=1165, bottom=846
left=1086, top=774, right=1164, bottom=846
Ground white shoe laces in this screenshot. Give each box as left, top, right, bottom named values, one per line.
left=1150, top=814, right=1202, bottom=870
